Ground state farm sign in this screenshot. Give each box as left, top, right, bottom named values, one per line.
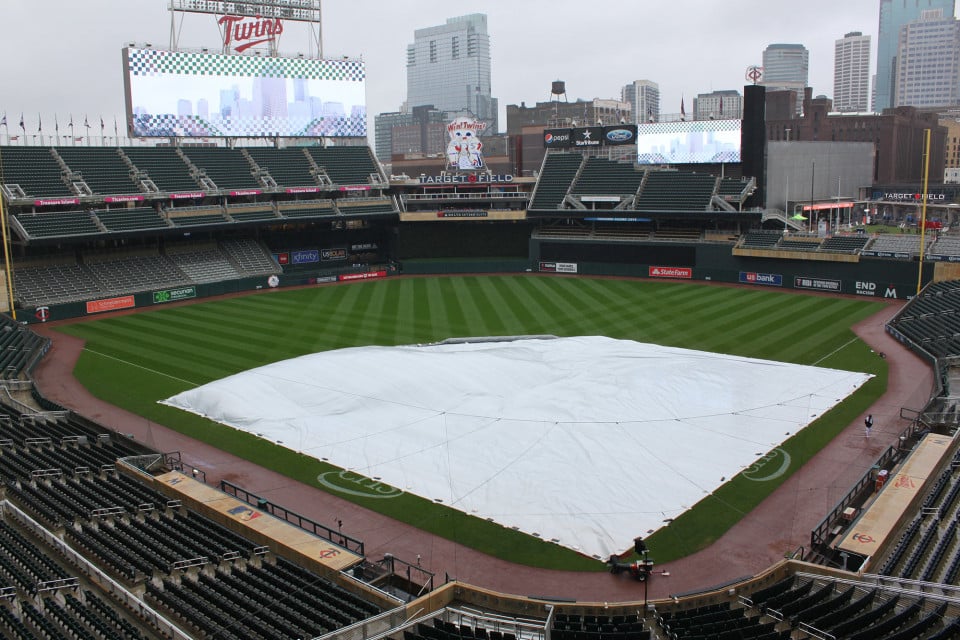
left=648, top=266, right=692, bottom=279
left=218, top=15, right=283, bottom=53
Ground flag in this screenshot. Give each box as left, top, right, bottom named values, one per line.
left=19, top=113, right=24, bottom=132
left=680, top=97, right=686, bottom=121
left=55, top=114, right=59, bottom=134
left=100, top=116, right=104, bottom=131
left=0, top=114, right=5, bottom=128
left=37, top=114, right=42, bottom=134
left=114, top=116, right=118, bottom=137
left=84, top=115, right=90, bottom=129
left=69, top=114, right=74, bottom=133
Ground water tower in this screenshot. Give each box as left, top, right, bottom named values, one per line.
left=550, top=80, right=568, bottom=102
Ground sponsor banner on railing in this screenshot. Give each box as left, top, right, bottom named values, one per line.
left=229, top=189, right=262, bottom=197
left=103, top=195, right=145, bottom=203
left=86, top=295, right=136, bottom=315
left=170, top=192, right=205, bottom=200
left=739, top=271, right=782, bottom=287
left=437, top=210, right=487, bottom=218
left=290, top=249, right=319, bottom=265
left=153, top=286, right=197, bottom=304
left=338, top=185, right=371, bottom=191
left=539, top=261, right=578, bottom=273
left=274, top=252, right=289, bottom=265
left=321, top=248, right=347, bottom=261
left=339, top=270, right=386, bottom=282
left=285, top=186, right=320, bottom=194
left=648, top=266, right=692, bottom=279
left=308, top=276, right=338, bottom=285
left=793, top=276, right=842, bottom=292
left=34, top=198, right=79, bottom=206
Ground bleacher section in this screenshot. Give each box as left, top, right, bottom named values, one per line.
left=929, top=237, right=960, bottom=260
left=94, top=207, right=169, bottom=233
left=220, top=238, right=280, bottom=275
left=121, top=146, right=199, bottom=193
left=181, top=147, right=260, bottom=190
left=336, top=199, right=397, bottom=216
left=890, top=281, right=960, bottom=359
left=13, top=261, right=103, bottom=306
left=740, top=231, right=782, bottom=249
left=865, top=234, right=929, bottom=258
left=85, top=253, right=187, bottom=293
left=246, top=147, right=317, bottom=188
left=166, top=244, right=241, bottom=283
left=56, top=147, right=139, bottom=196
left=308, top=146, right=381, bottom=186
left=718, top=177, right=751, bottom=200
left=0, top=146, right=74, bottom=197
left=15, top=210, right=101, bottom=239
left=634, top=171, right=717, bottom=211
left=820, top=235, right=869, bottom=253
left=278, top=199, right=336, bottom=218
left=571, top=157, right=645, bottom=196
left=529, top=153, right=583, bottom=210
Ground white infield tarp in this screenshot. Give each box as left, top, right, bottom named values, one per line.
left=162, top=336, right=871, bottom=558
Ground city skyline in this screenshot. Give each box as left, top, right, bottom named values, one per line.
left=1, top=0, right=953, bottom=140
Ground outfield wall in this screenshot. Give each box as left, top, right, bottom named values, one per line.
left=530, top=240, right=930, bottom=300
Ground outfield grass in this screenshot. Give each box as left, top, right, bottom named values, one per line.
left=56, top=275, right=887, bottom=569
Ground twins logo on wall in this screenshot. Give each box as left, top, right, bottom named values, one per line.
left=446, top=117, right=487, bottom=170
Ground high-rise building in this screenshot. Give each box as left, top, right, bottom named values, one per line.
left=894, top=9, right=960, bottom=108
left=875, top=0, right=955, bottom=112
left=834, top=32, right=871, bottom=112
left=621, top=80, right=660, bottom=123
left=692, top=89, right=742, bottom=120
left=760, top=44, right=809, bottom=115
left=406, top=14, right=498, bottom=133
left=373, top=105, right=449, bottom=161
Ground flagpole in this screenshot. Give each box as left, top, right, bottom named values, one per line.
left=0, top=148, right=17, bottom=320
left=916, top=128, right=931, bottom=297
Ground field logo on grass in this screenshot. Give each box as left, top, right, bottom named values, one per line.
left=317, top=470, right=404, bottom=499
left=742, top=448, right=791, bottom=482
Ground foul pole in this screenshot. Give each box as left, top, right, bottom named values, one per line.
left=916, top=128, right=931, bottom=297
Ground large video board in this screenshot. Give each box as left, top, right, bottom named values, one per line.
left=123, top=47, right=366, bottom=138
left=636, top=119, right=741, bottom=164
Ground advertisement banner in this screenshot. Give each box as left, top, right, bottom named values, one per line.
left=290, top=249, right=319, bottom=265
left=648, top=266, right=692, bottom=279
left=104, top=195, right=146, bottom=203
left=339, top=270, right=386, bottom=282
left=437, top=210, right=487, bottom=218
left=572, top=126, right=603, bottom=148
left=543, top=128, right=573, bottom=149
left=602, top=125, right=638, bottom=146
left=321, top=248, right=347, bottom=261
left=794, top=276, right=842, bottom=292
left=285, top=187, right=320, bottom=194
left=739, top=271, right=783, bottom=287
left=229, top=189, right=262, bottom=197
left=170, top=192, right=205, bottom=200
left=153, top=286, right=197, bottom=304
left=86, top=295, right=136, bottom=315
left=34, top=198, right=79, bottom=206
left=540, top=262, right=578, bottom=273
left=274, top=252, right=289, bottom=265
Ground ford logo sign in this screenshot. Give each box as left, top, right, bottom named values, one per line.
left=605, top=128, right=634, bottom=142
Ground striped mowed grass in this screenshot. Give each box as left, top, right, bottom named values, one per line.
left=58, top=275, right=887, bottom=568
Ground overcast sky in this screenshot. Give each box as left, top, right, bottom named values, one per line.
left=1, top=0, right=939, bottom=138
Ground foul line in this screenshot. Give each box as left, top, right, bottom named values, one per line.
left=83, top=348, right=199, bottom=387
left=812, top=336, right=860, bottom=367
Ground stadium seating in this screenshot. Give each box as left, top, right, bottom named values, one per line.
left=820, top=235, right=869, bottom=253
left=227, top=204, right=279, bottom=222
left=220, top=238, right=281, bottom=275
left=308, top=146, right=382, bottom=186
left=571, top=157, right=645, bottom=196
left=929, top=237, right=960, bottom=260
left=739, top=231, right=782, bottom=249
left=246, top=147, right=318, bottom=188
left=56, top=146, right=140, bottom=195
left=85, top=253, right=188, bottom=293
left=634, top=171, right=717, bottom=211
left=180, top=147, right=260, bottom=190
left=14, top=210, right=101, bottom=239
left=336, top=199, right=397, bottom=216
left=717, top=177, right=751, bottom=201
left=0, top=146, right=74, bottom=197
left=779, top=237, right=823, bottom=252
left=93, top=206, right=169, bottom=233
left=529, top=153, right=583, bottom=210
left=121, top=146, right=200, bottom=193
left=278, top=199, right=336, bottom=218
left=865, top=234, right=928, bottom=258
left=165, top=244, right=242, bottom=283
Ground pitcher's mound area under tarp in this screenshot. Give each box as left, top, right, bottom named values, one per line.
left=162, top=336, right=871, bottom=559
